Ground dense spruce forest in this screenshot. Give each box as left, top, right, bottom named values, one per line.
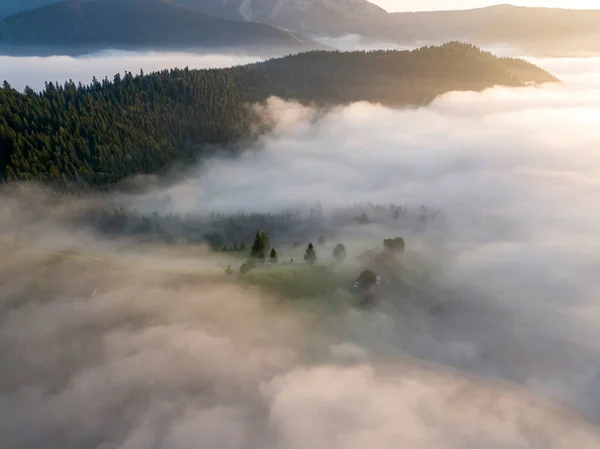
left=0, top=43, right=557, bottom=184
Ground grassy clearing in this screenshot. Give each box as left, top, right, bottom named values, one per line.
left=239, top=263, right=352, bottom=302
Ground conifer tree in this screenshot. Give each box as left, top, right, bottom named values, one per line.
left=250, top=230, right=269, bottom=261
left=333, top=243, right=346, bottom=262
left=304, top=243, right=317, bottom=265
left=358, top=212, right=369, bottom=225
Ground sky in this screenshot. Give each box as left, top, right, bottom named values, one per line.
left=370, top=0, right=598, bottom=11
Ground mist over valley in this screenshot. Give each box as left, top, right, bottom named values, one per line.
left=1, top=2, right=600, bottom=448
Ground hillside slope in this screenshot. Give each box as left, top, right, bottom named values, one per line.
left=174, top=1, right=600, bottom=57
left=174, top=0, right=387, bottom=34
left=3, top=1, right=599, bottom=56
left=0, top=43, right=557, bottom=184
left=0, top=0, right=61, bottom=18
left=0, top=0, right=320, bottom=54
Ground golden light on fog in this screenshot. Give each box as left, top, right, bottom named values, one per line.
left=372, top=0, right=600, bottom=12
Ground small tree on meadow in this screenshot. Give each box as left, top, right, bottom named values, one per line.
left=250, top=230, right=269, bottom=261
left=333, top=243, right=347, bottom=262
left=270, top=248, right=278, bottom=263
left=304, top=243, right=317, bottom=265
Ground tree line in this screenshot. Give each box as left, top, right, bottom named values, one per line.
left=0, top=43, right=555, bottom=185
left=231, top=229, right=405, bottom=276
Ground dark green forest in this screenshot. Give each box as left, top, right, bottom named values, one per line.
left=0, top=43, right=557, bottom=184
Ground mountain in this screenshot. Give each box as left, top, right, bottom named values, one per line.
left=386, top=5, right=600, bottom=57
left=0, top=43, right=556, bottom=184
left=174, top=0, right=387, bottom=34
left=0, top=0, right=60, bottom=18
left=3, top=1, right=598, bottom=57
left=0, top=0, right=322, bottom=55
left=172, top=1, right=600, bottom=57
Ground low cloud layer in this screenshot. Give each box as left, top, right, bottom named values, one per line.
left=0, top=50, right=263, bottom=92
left=313, top=33, right=418, bottom=51
left=314, top=33, right=526, bottom=57
left=127, top=57, right=600, bottom=419
left=2, top=56, right=600, bottom=448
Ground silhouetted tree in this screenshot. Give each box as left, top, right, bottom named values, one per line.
left=304, top=243, right=317, bottom=265
left=333, top=243, right=347, bottom=262
left=250, top=230, right=269, bottom=261
left=384, top=237, right=405, bottom=253
left=270, top=248, right=278, bottom=263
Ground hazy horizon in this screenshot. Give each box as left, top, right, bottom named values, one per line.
left=371, top=0, right=599, bottom=12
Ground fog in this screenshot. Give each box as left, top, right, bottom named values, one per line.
left=3, top=56, right=600, bottom=448
left=0, top=50, right=263, bottom=92
left=314, top=33, right=600, bottom=59
left=313, top=33, right=419, bottom=52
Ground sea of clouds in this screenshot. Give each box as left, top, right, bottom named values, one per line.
left=1, top=49, right=600, bottom=448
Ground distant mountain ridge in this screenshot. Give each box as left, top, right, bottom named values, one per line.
left=2, top=1, right=599, bottom=56
left=0, top=0, right=61, bottom=18
left=204, top=1, right=600, bottom=56
left=0, top=0, right=323, bottom=55
left=174, top=0, right=387, bottom=33
left=386, top=5, right=600, bottom=56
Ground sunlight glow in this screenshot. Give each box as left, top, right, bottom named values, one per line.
left=371, top=0, right=600, bottom=12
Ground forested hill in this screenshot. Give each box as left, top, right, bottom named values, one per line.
left=0, top=43, right=557, bottom=185
left=0, top=0, right=319, bottom=55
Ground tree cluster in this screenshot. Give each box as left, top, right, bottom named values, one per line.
left=383, top=237, right=406, bottom=253
left=304, top=243, right=317, bottom=265
left=333, top=243, right=346, bottom=262
left=240, top=229, right=279, bottom=273
left=250, top=230, right=270, bottom=261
